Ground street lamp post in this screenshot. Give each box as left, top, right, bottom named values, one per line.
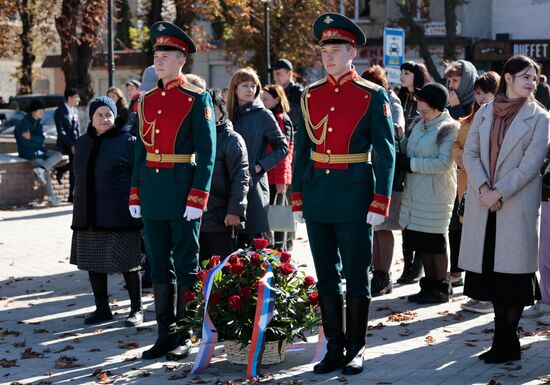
left=107, top=0, right=115, bottom=87
left=262, top=0, right=272, bottom=84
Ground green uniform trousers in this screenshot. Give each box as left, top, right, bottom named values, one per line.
left=142, top=218, right=200, bottom=287
left=306, top=219, right=372, bottom=299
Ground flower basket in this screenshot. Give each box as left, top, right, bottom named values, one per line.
left=224, top=339, right=287, bottom=365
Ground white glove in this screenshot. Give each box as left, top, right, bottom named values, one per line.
left=293, top=211, right=305, bottom=224
left=183, top=206, right=203, bottom=221
left=366, top=212, right=385, bottom=226
left=129, top=205, right=142, bottom=218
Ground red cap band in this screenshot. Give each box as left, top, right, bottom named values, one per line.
left=321, top=28, right=357, bottom=47
left=154, top=36, right=189, bottom=54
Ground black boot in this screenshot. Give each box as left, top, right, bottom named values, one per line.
left=371, top=271, right=393, bottom=297
left=166, top=286, right=192, bottom=361
left=85, top=272, right=113, bottom=325
left=479, top=318, right=500, bottom=361
left=408, top=277, right=433, bottom=302
left=342, top=297, right=370, bottom=375
left=483, top=321, right=521, bottom=363
left=415, top=280, right=452, bottom=304
left=142, top=283, right=178, bottom=359
left=396, top=247, right=413, bottom=284
left=403, top=253, right=423, bottom=284
left=123, top=271, right=143, bottom=327
left=313, top=295, right=345, bottom=374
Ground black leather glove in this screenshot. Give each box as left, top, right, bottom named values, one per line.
left=396, top=153, right=413, bottom=173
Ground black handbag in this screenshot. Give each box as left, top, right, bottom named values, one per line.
left=457, top=191, right=466, bottom=217
left=392, top=127, right=407, bottom=192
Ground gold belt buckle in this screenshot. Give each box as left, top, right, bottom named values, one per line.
left=154, top=153, right=162, bottom=162
left=323, top=154, right=330, bottom=163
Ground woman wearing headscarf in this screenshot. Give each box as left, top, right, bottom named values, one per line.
left=70, top=96, right=143, bottom=327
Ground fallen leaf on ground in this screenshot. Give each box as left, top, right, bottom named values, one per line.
left=88, top=348, right=101, bottom=352
left=537, top=375, right=550, bottom=383
left=498, top=364, right=521, bottom=371
left=367, top=322, right=385, bottom=330
left=399, top=329, right=413, bottom=337
left=538, top=330, right=550, bottom=336
left=93, top=329, right=104, bottom=334
left=135, top=326, right=153, bottom=332
left=72, top=338, right=81, bottom=343
left=34, top=380, right=52, bottom=385
left=189, top=376, right=209, bottom=384
left=376, top=382, right=392, bottom=385
left=12, top=341, right=25, bottom=348
left=93, top=369, right=111, bottom=381
left=437, top=311, right=449, bottom=316
left=425, top=336, right=435, bottom=345
left=493, top=373, right=506, bottom=378
left=20, top=348, right=42, bottom=359
left=453, top=313, right=465, bottom=321
left=376, top=306, right=392, bottom=312
left=0, top=329, right=21, bottom=337
left=336, top=376, right=347, bottom=382
left=481, top=328, right=494, bottom=334
left=33, top=328, right=49, bottom=334
left=465, top=342, right=477, bottom=347
left=54, top=355, right=79, bottom=368
left=123, top=356, right=138, bottom=361
left=388, top=311, right=417, bottom=322
left=118, top=341, right=139, bottom=349
left=0, top=358, right=17, bottom=368
left=487, top=380, right=502, bottom=385
left=137, top=370, right=151, bottom=377
left=54, top=345, right=74, bottom=353
left=60, top=332, right=79, bottom=338
left=168, top=371, right=188, bottom=380
left=44, top=371, right=54, bottom=376
left=163, top=364, right=178, bottom=372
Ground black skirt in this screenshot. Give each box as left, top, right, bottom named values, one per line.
left=403, top=228, right=447, bottom=254
left=464, top=211, right=540, bottom=306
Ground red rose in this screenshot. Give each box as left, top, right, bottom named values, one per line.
left=227, top=295, right=243, bottom=311
left=252, top=280, right=260, bottom=291
left=228, top=255, right=238, bottom=265
left=280, top=252, right=292, bottom=263
left=303, top=275, right=316, bottom=287
left=240, top=286, right=252, bottom=298
left=209, top=255, right=221, bottom=267
left=231, top=262, right=246, bottom=275
left=279, top=262, right=295, bottom=276
left=253, top=238, right=269, bottom=250
left=183, top=291, right=197, bottom=304
left=209, top=291, right=221, bottom=305
left=250, top=253, right=262, bottom=266
left=196, top=270, right=206, bottom=281
left=308, top=292, right=319, bottom=307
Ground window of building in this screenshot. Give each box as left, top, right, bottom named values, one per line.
left=405, top=0, right=430, bottom=20
left=345, top=0, right=371, bottom=21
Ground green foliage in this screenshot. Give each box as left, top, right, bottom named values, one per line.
left=115, top=0, right=133, bottom=50
left=129, top=26, right=150, bottom=50
left=177, top=243, right=319, bottom=349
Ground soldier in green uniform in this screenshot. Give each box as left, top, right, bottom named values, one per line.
left=292, top=13, right=395, bottom=375
left=129, top=21, right=216, bottom=360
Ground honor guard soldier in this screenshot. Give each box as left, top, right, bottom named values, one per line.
left=129, top=21, right=216, bottom=360
left=292, top=13, right=395, bottom=375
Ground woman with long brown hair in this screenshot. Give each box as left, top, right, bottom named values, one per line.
left=459, top=55, right=550, bottom=363
left=106, top=87, right=130, bottom=125
left=226, top=68, right=288, bottom=247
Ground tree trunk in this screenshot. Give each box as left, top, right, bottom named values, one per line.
left=398, top=3, right=444, bottom=84
left=444, top=0, right=459, bottom=61
left=18, top=0, right=34, bottom=94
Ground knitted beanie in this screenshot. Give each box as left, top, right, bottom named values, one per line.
left=89, top=96, right=117, bottom=120
left=417, top=83, right=449, bottom=111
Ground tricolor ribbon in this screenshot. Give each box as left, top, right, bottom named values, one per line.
left=311, top=325, right=327, bottom=363
left=191, top=253, right=233, bottom=374
left=246, top=263, right=275, bottom=379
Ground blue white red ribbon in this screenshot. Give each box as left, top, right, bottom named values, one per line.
left=246, top=263, right=275, bottom=379
left=191, top=253, right=233, bottom=374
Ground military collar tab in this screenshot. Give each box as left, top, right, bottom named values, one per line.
left=327, top=67, right=358, bottom=86
left=161, top=74, right=186, bottom=91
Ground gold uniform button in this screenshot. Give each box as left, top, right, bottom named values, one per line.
left=155, top=129, right=160, bottom=134
left=155, top=168, right=160, bottom=173
left=307, top=93, right=311, bottom=98
left=161, top=91, right=166, bottom=96
left=188, top=97, right=192, bottom=102
left=155, top=149, right=159, bottom=154
left=328, top=127, right=333, bottom=132
left=325, top=169, right=330, bottom=175
left=330, top=107, right=335, bottom=111
left=334, top=88, right=339, bottom=93
left=157, top=109, right=162, bottom=114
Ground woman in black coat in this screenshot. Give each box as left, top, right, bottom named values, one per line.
left=226, top=67, right=288, bottom=247
left=199, top=89, right=250, bottom=261
left=70, top=96, right=143, bottom=327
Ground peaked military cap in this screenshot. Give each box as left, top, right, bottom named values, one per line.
left=313, top=13, right=366, bottom=47
left=151, top=21, right=196, bottom=55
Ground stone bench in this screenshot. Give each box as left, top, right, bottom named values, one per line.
left=0, top=153, right=70, bottom=208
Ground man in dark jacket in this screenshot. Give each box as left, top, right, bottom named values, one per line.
left=271, top=58, right=304, bottom=127
left=54, top=87, right=81, bottom=202
left=14, top=100, right=63, bottom=206
left=199, top=88, right=250, bottom=261
left=535, top=74, right=550, bottom=110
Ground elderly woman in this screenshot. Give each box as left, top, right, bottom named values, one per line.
left=70, top=96, right=143, bottom=327
left=398, top=83, right=459, bottom=304
left=459, top=55, right=550, bottom=364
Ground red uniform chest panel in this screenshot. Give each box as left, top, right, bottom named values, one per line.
left=141, top=88, right=194, bottom=168
left=307, top=81, right=371, bottom=169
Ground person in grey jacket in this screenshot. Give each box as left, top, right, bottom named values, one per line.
left=397, top=83, right=459, bottom=304
left=226, top=67, right=289, bottom=247
left=199, top=89, right=250, bottom=261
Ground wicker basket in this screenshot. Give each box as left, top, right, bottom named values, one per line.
left=224, top=339, right=286, bottom=365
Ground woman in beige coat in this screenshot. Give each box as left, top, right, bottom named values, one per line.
left=459, top=55, right=550, bottom=364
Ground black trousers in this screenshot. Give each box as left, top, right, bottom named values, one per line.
left=199, top=231, right=236, bottom=264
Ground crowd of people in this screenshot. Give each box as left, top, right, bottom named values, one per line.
left=11, top=12, right=550, bottom=376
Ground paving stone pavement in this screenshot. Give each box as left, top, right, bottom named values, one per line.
left=0, top=205, right=549, bottom=385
